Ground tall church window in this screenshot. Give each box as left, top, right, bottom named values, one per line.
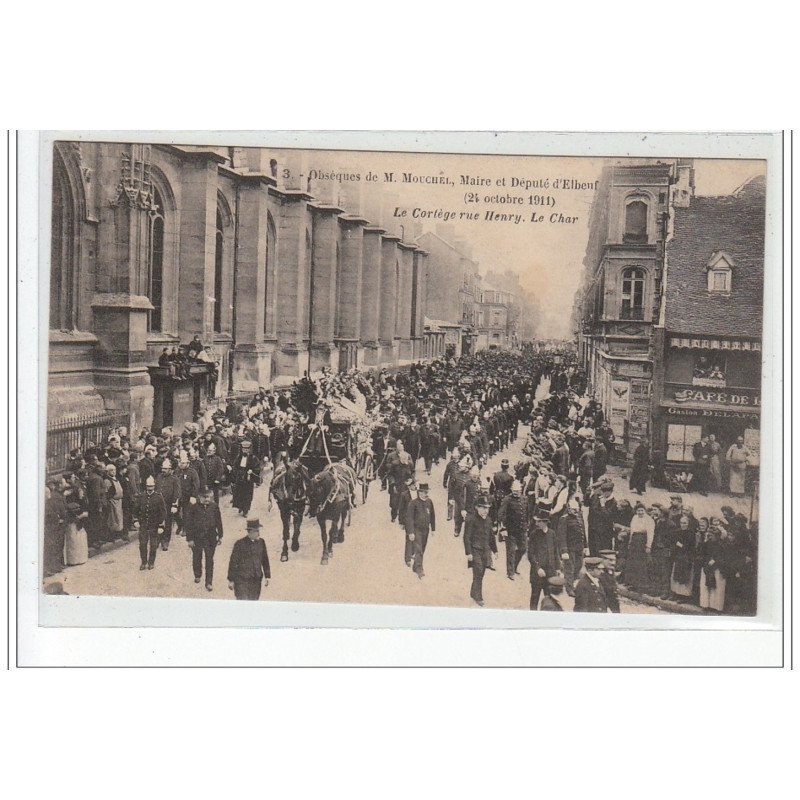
left=50, top=154, right=75, bottom=330
left=214, top=207, right=224, bottom=333
left=147, top=187, right=165, bottom=332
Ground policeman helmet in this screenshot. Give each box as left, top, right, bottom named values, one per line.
left=145, top=476, right=156, bottom=488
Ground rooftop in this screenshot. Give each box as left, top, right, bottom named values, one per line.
left=665, top=175, right=765, bottom=339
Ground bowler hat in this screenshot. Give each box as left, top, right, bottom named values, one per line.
left=246, top=518, right=262, bottom=531
left=476, top=496, right=491, bottom=508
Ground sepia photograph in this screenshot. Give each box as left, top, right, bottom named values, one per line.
left=39, top=135, right=774, bottom=619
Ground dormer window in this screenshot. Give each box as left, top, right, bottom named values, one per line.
left=707, top=251, right=733, bottom=293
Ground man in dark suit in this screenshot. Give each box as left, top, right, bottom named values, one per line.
left=133, top=476, right=166, bottom=570
left=227, top=518, right=271, bottom=600
left=574, top=557, right=617, bottom=612
left=404, top=482, right=436, bottom=578
left=464, top=496, right=496, bottom=606
left=186, top=487, right=224, bottom=590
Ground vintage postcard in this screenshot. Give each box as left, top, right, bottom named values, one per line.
left=32, top=131, right=782, bottom=628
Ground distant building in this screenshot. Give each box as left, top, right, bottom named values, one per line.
left=475, top=285, right=512, bottom=350
left=416, top=230, right=480, bottom=356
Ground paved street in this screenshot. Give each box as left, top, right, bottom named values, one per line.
left=47, top=380, right=663, bottom=614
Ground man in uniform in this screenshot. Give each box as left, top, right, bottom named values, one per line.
left=203, top=442, right=226, bottom=503
left=132, top=476, right=165, bottom=570
left=404, top=482, right=436, bottom=578
left=154, top=458, right=181, bottom=551
left=174, top=450, right=200, bottom=537
left=186, top=487, right=224, bottom=591
left=498, top=479, right=528, bottom=580
left=227, top=518, right=271, bottom=601
left=490, top=458, right=515, bottom=515
left=448, top=458, right=471, bottom=537
left=464, top=496, right=496, bottom=607
left=574, top=556, right=618, bottom=612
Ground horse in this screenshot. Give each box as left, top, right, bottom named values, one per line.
left=307, top=462, right=358, bottom=565
left=270, top=459, right=310, bottom=562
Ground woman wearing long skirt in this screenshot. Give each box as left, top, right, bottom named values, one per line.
left=698, top=519, right=727, bottom=612
left=670, top=515, right=696, bottom=600
left=63, top=477, right=89, bottom=566
left=624, top=502, right=655, bottom=592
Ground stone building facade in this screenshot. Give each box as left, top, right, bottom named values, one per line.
left=48, top=142, right=428, bottom=431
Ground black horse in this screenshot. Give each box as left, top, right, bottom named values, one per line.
left=270, top=459, right=309, bottom=562
left=307, top=462, right=357, bottom=565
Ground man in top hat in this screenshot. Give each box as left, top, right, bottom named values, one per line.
left=574, top=557, right=618, bottom=613
left=186, top=486, right=224, bottom=591
left=227, top=518, right=270, bottom=600
left=498, top=479, right=528, bottom=580
left=540, top=576, right=570, bottom=611
left=464, top=495, right=496, bottom=606
left=404, top=482, right=436, bottom=578
left=132, top=475, right=166, bottom=570
left=231, top=439, right=262, bottom=517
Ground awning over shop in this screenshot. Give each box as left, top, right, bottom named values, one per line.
left=669, top=336, right=761, bottom=351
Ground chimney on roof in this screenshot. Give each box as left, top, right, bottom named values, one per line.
left=672, top=160, right=695, bottom=208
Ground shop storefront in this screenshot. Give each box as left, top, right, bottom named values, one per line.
left=656, top=383, right=760, bottom=468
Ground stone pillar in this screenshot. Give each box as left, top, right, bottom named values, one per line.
left=336, top=215, right=367, bottom=369
left=177, top=153, right=223, bottom=344
left=360, top=226, right=384, bottom=366
left=397, top=242, right=415, bottom=363
left=231, top=176, right=276, bottom=390
left=272, top=188, right=313, bottom=382
left=308, top=204, right=340, bottom=374
left=379, top=234, right=400, bottom=365
left=412, top=248, right=428, bottom=360
left=91, top=293, right=155, bottom=432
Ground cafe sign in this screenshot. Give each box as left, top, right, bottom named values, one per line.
left=672, top=387, right=760, bottom=407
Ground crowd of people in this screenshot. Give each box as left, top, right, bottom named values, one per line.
left=43, top=345, right=758, bottom=615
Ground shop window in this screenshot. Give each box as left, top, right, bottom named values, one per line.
left=667, top=423, right=702, bottom=462
left=623, top=199, right=648, bottom=243
left=620, top=267, right=645, bottom=320
left=692, top=353, right=726, bottom=387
